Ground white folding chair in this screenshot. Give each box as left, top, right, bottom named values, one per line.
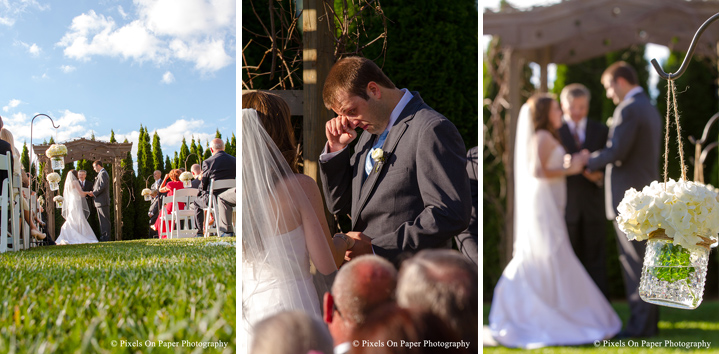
left=20, top=187, right=30, bottom=250
left=170, top=188, right=199, bottom=239
left=203, top=179, right=235, bottom=237
left=158, top=196, right=173, bottom=239
left=0, top=152, right=15, bottom=252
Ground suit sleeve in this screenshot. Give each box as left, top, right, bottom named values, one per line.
left=93, top=172, right=108, bottom=196
left=199, top=160, right=211, bottom=196
left=318, top=144, right=353, bottom=217
left=587, top=105, right=641, bottom=171
left=373, top=118, right=472, bottom=257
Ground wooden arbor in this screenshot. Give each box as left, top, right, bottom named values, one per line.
left=484, top=0, right=719, bottom=266
left=33, top=138, right=133, bottom=241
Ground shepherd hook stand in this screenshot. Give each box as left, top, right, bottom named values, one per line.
left=651, top=12, right=719, bottom=80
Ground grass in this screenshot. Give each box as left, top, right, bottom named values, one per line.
left=483, top=301, right=719, bottom=353
left=0, top=237, right=236, bottom=353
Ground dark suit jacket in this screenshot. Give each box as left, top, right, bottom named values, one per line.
left=559, top=119, right=609, bottom=223
left=319, top=92, right=472, bottom=262
left=190, top=178, right=201, bottom=189
left=0, top=140, right=13, bottom=186
left=455, top=147, right=478, bottom=266
left=199, top=151, right=236, bottom=199
left=586, top=91, right=662, bottom=218
left=92, top=169, right=110, bottom=207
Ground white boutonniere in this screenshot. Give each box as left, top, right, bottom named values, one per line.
left=371, top=148, right=387, bottom=173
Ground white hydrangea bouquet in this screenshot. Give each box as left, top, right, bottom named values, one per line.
left=45, top=143, right=68, bottom=170
left=617, top=179, right=719, bottom=309
left=180, top=171, right=194, bottom=187
left=141, top=188, right=153, bottom=201
left=53, top=195, right=64, bottom=208
left=47, top=172, right=61, bottom=191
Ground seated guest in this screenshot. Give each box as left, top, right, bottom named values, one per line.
left=396, top=249, right=478, bottom=351
left=323, top=255, right=397, bottom=354
left=0, top=117, right=11, bottom=186
left=349, top=304, right=467, bottom=354
left=190, top=163, right=202, bottom=189
left=251, top=311, right=334, bottom=354
left=191, top=138, right=235, bottom=236
left=151, top=170, right=163, bottom=191
left=455, top=147, right=478, bottom=266
left=216, top=187, right=235, bottom=237
left=154, top=169, right=185, bottom=238
left=148, top=188, right=160, bottom=237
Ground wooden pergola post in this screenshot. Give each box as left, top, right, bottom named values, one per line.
left=113, top=158, right=123, bottom=241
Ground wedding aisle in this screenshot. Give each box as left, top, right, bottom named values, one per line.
left=0, top=238, right=236, bottom=353
left=483, top=301, right=719, bottom=353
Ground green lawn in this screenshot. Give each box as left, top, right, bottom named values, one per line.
left=484, top=301, right=719, bottom=353
left=0, top=237, right=236, bottom=353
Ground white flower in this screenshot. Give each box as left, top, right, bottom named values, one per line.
left=46, top=172, right=61, bottom=183
left=179, top=171, right=193, bottom=182
left=616, top=179, right=719, bottom=250
left=45, top=144, right=68, bottom=158
left=53, top=196, right=64, bottom=202
left=141, top=188, right=152, bottom=196
left=371, top=148, right=384, bottom=161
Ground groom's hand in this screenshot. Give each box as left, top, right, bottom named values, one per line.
left=344, top=231, right=372, bottom=261
left=326, top=116, right=358, bottom=153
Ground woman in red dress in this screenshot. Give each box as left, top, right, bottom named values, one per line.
left=154, top=169, right=185, bottom=238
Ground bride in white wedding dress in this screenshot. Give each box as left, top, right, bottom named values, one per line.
left=55, top=170, right=97, bottom=245
left=489, top=94, right=621, bottom=348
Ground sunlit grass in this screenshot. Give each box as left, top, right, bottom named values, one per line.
left=0, top=238, right=236, bottom=353
left=484, top=301, right=719, bottom=353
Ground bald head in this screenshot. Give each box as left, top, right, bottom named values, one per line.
left=210, top=138, right=224, bottom=153
left=191, top=163, right=202, bottom=176
left=332, top=255, right=397, bottom=326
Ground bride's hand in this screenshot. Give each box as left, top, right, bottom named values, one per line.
left=565, top=151, right=589, bottom=175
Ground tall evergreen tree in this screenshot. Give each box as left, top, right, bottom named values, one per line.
left=152, top=132, right=164, bottom=172
left=48, top=137, right=55, bottom=144
left=197, top=143, right=204, bottom=164
left=215, top=129, right=222, bottom=139
left=136, top=125, right=146, bottom=176
left=164, top=155, right=172, bottom=174
left=188, top=137, right=199, bottom=168
left=21, top=142, right=29, bottom=172
left=203, top=140, right=212, bottom=160
left=109, top=130, right=116, bottom=143
left=140, top=127, right=153, bottom=177
left=179, top=137, right=190, bottom=170
left=229, top=133, right=236, bottom=157
left=119, top=150, right=137, bottom=240
left=173, top=151, right=179, bottom=169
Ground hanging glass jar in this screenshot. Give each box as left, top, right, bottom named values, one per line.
left=47, top=172, right=61, bottom=191
left=45, top=144, right=68, bottom=171
left=54, top=196, right=64, bottom=209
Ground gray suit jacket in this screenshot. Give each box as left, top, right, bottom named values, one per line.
left=587, top=91, right=662, bottom=219
left=319, top=92, right=472, bottom=262
left=92, top=169, right=110, bottom=207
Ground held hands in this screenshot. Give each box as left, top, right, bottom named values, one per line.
left=564, top=149, right=590, bottom=175
left=343, top=231, right=373, bottom=262
left=325, top=116, right=358, bottom=153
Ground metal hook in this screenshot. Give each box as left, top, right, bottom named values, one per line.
left=651, top=12, right=719, bottom=80
left=29, top=114, right=60, bottom=193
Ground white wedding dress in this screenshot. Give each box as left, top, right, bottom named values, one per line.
left=489, top=106, right=621, bottom=349
left=56, top=173, right=97, bottom=245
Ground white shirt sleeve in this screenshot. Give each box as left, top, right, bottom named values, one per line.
left=318, top=142, right=347, bottom=163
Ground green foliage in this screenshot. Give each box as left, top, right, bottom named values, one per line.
left=188, top=137, right=199, bottom=168
left=215, top=129, right=221, bottom=139
left=362, top=0, right=478, bottom=148
left=179, top=138, right=190, bottom=170
left=173, top=151, right=179, bottom=170
left=140, top=127, right=153, bottom=178
left=197, top=143, right=204, bottom=165
left=203, top=142, right=212, bottom=161
left=164, top=155, right=172, bottom=175
left=228, top=133, right=236, bottom=157
left=654, top=242, right=695, bottom=283
left=0, top=238, right=236, bottom=352
left=21, top=142, right=29, bottom=172
left=118, top=151, right=137, bottom=241
left=48, top=136, right=54, bottom=144
left=152, top=132, right=164, bottom=173
left=109, top=130, right=116, bottom=143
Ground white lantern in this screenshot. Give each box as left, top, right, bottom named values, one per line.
left=55, top=200, right=63, bottom=208
left=51, top=156, right=64, bottom=170
left=49, top=181, right=59, bottom=191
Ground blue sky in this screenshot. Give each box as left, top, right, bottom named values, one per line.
left=0, top=0, right=235, bottom=168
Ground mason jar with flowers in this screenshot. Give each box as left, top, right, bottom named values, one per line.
left=45, top=144, right=68, bottom=171
left=141, top=188, right=153, bottom=201
left=179, top=171, right=194, bottom=187
left=47, top=172, right=61, bottom=191
left=616, top=179, right=719, bottom=309
left=53, top=195, right=64, bottom=209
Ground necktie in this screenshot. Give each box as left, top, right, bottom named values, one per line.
left=572, top=126, right=581, bottom=147
left=365, top=130, right=389, bottom=177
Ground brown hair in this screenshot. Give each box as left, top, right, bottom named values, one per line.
left=168, top=169, right=181, bottom=181
left=242, top=91, right=300, bottom=173
left=93, top=160, right=102, bottom=167
left=602, top=61, right=638, bottom=86
left=527, top=93, right=560, bottom=140
left=68, top=169, right=78, bottom=179
left=322, top=56, right=395, bottom=110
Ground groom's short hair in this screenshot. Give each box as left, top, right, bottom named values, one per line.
left=93, top=160, right=102, bottom=167
left=322, top=56, right=395, bottom=110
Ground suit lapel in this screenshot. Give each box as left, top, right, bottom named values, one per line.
left=351, top=133, right=373, bottom=221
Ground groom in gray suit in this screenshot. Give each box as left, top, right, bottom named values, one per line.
left=92, top=160, right=111, bottom=242
left=586, top=61, right=662, bottom=338
left=319, top=56, right=471, bottom=265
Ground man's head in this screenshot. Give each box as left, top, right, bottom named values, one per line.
left=93, top=160, right=103, bottom=173
left=251, top=311, right=334, bottom=354
left=323, top=255, right=397, bottom=345
left=78, top=170, right=87, bottom=181
left=153, top=170, right=161, bottom=180
left=602, top=61, right=639, bottom=105
left=396, top=249, right=478, bottom=348
left=210, top=138, right=224, bottom=154
left=190, top=164, right=202, bottom=177
left=322, top=56, right=397, bottom=135
left=560, top=83, right=591, bottom=124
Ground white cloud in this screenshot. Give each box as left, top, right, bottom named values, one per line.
left=56, top=0, right=235, bottom=73
left=0, top=0, right=49, bottom=27
left=15, top=40, right=42, bottom=56
left=117, top=5, right=129, bottom=19
left=161, top=71, right=175, bottom=84
left=2, top=99, right=21, bottom=112
left=60, top=65, right=76, bottom=73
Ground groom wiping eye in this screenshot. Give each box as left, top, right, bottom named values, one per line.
left=318, top=56, right=471, bottom=265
